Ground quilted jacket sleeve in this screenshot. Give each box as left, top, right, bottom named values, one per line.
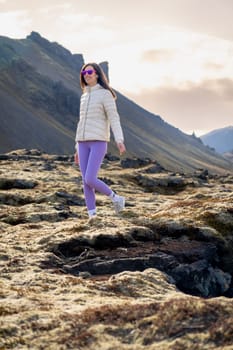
left=103, top=90, right=124, bottom=143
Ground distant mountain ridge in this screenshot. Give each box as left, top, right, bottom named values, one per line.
left=0, top=31, right=232, bottom=173
left=200, top=126, right=233, bottom=154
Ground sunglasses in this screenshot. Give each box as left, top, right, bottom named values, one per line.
left=81, top=69, right=96, bottom=76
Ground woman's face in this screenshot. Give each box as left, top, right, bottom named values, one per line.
left=81, top=65, right=98, bottom=86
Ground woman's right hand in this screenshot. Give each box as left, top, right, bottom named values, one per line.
left=74, top=152, right=79, bottom=165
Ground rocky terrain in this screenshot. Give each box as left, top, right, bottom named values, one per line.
left=0, top=149, right=233, bottom=350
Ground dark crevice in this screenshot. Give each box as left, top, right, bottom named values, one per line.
left=41, top=229, right=233, bottom=299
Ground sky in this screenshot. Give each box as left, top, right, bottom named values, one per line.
left=0, top=0, right=233, bottom=136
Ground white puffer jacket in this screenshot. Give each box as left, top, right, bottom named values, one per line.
left=75, top=84, right=124, bottom=145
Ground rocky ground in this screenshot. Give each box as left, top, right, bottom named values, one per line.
left=0, top=149, right=233, bottom=350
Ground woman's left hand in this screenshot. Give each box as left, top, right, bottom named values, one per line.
left=117, top=142, right=126, bottom=155
left=74, top=152, right=79, bottom=165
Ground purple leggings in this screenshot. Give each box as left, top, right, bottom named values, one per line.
left=78, top=141, right=112, bottom=210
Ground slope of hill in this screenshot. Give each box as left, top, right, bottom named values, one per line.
left=0, top=31, right=232, bottom=173
left=200, top=126, right=233, bottom=154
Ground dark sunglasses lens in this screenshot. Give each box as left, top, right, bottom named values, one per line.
left=81, top=69, right=94, bottom=76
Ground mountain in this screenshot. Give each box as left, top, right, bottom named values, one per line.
left=200, top=126, right=233, bottom=154
left=0, top=31, right=232, bottom=173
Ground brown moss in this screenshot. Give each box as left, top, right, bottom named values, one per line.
left=1, top=153, right=233, bottom=350
left=209, top=317, right=233, bottom=346
left=201, top=213, right=233, bottom=235
left=137, top=297, right=233, bottom=347
left=55, top=302, right=160, bottom=348
left=64, top=302, right=159, bottom=327
left=166, top=199, right=202, bottom=209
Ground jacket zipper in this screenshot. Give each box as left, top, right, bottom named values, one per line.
left=82, top=91, right=91, bottom=139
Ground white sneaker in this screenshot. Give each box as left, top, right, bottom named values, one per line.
left=88, top=214, right=98, bottom=224
left=113, top=195, right=125, bottom=214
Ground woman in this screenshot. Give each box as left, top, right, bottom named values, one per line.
left=74, top=62, right=126, bottom=221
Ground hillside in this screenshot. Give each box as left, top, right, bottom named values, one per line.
left=0, top=31, right=232, bottom=173
left=200, top=126, right=233, bottom=154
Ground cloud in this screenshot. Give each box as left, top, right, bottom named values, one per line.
left=141, top=49, right=174, bottom=62
left=204, top=62, right=225, bottom=71
left=0, top=4, right=114, bottom=57
left=0, top=11, right=31, bottom=38
left=125, top=78, right=233, bottom=135
left=1, top=0, right=233, bottom=42
left=0, top=0, right=68, bottom=11
left=68, top=0, right=233, bottom=42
